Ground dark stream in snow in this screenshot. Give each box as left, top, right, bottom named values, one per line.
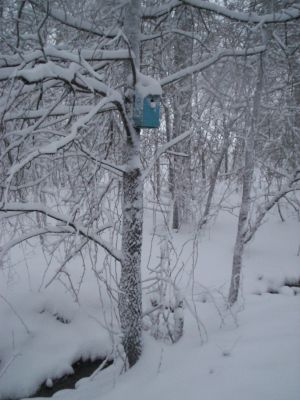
left=28, top=357, right=113, bottom=398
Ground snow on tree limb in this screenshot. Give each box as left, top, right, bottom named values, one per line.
left=0, top=61, right=110, bottom=95
left=0, top=47, right=129, bottom=69
left=160, top=46, right=266, bottom=86
left=244, top=171, right=300, bottom=244
left=3, top=95, right=122, bottom=196
left=0, top=203, right=121, bottom=262
left=143, top=0, right=300, bottom=24
left=3, top=104, right=117, bottom=121
left=181, top=0, right=300, bottom=23
left=29, top=0, right=120, bottom=38
left=142, top=130, right=191, bottom=180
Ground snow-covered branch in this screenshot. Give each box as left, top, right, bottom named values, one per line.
left=143, top=1, right=300, bottom=24
left=181, top=0, right=300, bottom=23
left=29, top=0, right=120, bottom=38
left=3, top=104, right=117, bottom=121
left=0, top=60, right=111, bottom=96
left=142, top=129, right=191, bottom=180
left=4, top=95, right=121, bottom=190
left=0, top=202, right=122, bottom=262
left=244, top=171, right=300, bottom=244
left=160, top=46, right=266, bottom=86
left=0, top=47, right=129, bottom=69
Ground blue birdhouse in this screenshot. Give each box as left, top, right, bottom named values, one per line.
left=133, top=73, right=162, bottom=129
left=133, top=94, right=160, bottom=128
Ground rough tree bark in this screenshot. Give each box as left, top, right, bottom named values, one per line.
left=118, top=0, right=143, bottom=367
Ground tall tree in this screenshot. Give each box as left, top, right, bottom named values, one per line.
left=118, top=0, right=143, bottom=367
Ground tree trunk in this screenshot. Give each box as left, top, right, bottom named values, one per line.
left=228, top=139, right=254, bottom=305
left=119, top=159, right=143, bottom=367
left=118, top=0, right=143, bottom=367
left=228, top=60, right=263, bottom=306
left=201, top=150, right=206, bottom=181
left=171, top=7, right=193, bottom=229
left=199, top=129, right=230, bottom=228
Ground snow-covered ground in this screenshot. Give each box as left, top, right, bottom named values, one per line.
left=0, top=203, right=299, bottom=400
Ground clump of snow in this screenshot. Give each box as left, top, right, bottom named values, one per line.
left=135, top=72, right=162, bottom=99
left=46, top=378, right=53, bottom=388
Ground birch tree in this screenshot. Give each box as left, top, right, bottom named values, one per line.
left=228, top=58, right=264, bottom=306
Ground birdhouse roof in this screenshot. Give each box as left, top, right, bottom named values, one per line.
left=135, top=72, right=162, bottom=99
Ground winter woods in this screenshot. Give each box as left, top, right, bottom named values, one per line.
left=0, top=0, right=300, bottom=370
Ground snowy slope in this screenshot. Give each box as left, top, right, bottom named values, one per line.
left=0, top=205, right=299, bottom=400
